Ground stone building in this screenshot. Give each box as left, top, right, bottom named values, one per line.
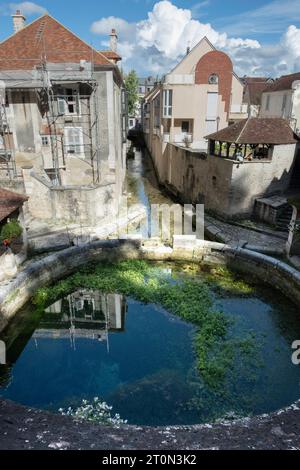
left=154, top=117, right=299, bottom=220
left=142, top=36, right=247, bottom=181
left=260, top=72, right=300, bottom=133
left=0, top=11, right=127, bottom=227
left=241, top=77, right=274, bottom=117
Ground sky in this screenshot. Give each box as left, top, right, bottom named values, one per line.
left=0, top=0, right=300, bottom=77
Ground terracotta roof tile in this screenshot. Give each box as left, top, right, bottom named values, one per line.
left=99, top=51, right=122, bottom=62
left=246, top=81, right=274, bottom=105
left=205, top=118, right=299, bottom=145
left=0, top=188, right=28, bottom=222
left=266, top=73, right=300, bottom=92
left=242, top=77, right=272, bottom=84
left=0, top=14, right=112, bottom=70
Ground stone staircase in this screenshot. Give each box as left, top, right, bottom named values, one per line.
left=275, top=204, right=293, bottom=232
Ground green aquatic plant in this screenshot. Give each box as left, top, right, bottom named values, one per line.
left=204, top=265, right=255, bottom=296
left=33, top=260, right=259, bottom=388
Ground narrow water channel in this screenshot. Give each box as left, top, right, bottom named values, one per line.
left=126, top=143, right=176, bottom=237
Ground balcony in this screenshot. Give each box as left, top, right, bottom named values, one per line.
left=229, top=104, right=248, bottom=120
left=174, top=133, right=193, bottom=145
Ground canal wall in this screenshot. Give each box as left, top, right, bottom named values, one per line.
left=1, top=236, right=300, bottom=332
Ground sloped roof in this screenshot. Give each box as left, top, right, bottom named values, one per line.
left=99, top=51, right=122, bottom=62
left=241, top=77, right=272, bottom=85
left=0, top=14, right=112, bottom=70
left=247, top=82, right=272, bottom=105
left=266, top=72, right=300, bottom=92
left=0, top=188, right=28, bottom=222
left=205, top=118, right=299, bottom=144
left=243, top=79, right=274, bottom=105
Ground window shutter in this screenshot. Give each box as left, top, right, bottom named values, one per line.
left=57, top=96, right=66, bottom=115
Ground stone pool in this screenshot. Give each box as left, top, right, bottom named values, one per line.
left=0, top=261, right=300, bottom=426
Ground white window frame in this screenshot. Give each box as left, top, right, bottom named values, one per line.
left=57, top=87, right=81, bottom=116
left=41, top=135, right=49, bottom=146
left=64, top=127, right=84, bottom=157
left=208, top=73, right=219, bottom=85
left=163, top=89, right=173, bottom=118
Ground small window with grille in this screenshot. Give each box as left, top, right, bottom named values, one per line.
left=208, top=74, right=219, bottom=85
left=41, top=135, right=49, bottom=146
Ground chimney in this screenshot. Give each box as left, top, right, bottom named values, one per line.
left=109, top=28, right=118, bottom=52
left=12, top=10, right=26, bottom=33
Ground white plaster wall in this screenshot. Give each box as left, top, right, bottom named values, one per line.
left=260, top=90, right=293, bottom=118
left=229, top=144, right=297, bottom=216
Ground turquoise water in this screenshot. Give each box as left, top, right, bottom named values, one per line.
left=1, top=280, right=300, bottom=425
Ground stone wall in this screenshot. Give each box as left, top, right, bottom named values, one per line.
left=150, top=143, right=297, bottom=219
left=21, top=167, right=118, bottom=225
left=1, top=237, right=299, bottom=332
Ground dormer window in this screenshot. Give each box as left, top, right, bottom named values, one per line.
left=208, top=74, right=219, bottom=85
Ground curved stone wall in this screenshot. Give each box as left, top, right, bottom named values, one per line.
left=1, top=237, right=300, bottom=332
left=1, top=237, right=300, bottom=449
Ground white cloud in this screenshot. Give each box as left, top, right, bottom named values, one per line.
left=90, top=0, right=300, bottom=77
left=284, top=25, right=300, bottom=60
left=91, top=16, right=135, bottom=40
left=8, top=2, right=46, bottom=16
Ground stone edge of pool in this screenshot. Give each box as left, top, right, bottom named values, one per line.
left=1, top=236, right=300, bottom=450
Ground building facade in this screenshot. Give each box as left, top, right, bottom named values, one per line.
left=260, top=72, right=300, bottom=134
left=142, top=37, right=247, bottom=183
left=0, top=12, right=127, bottom=226
left=241, top=77, right=274, bottom=117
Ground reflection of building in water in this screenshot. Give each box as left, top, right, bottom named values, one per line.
left=33, top=291, right=127, bottom=350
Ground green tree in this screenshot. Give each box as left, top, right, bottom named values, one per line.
left=124, top=70, right=139, bottom=116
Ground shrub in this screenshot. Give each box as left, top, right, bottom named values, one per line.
left=59, top=397, right=127, bottom=427
left=0, top=219, right=23, bottom=242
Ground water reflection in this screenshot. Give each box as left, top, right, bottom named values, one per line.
left=35, top=291, right=127, bottom=348
left=0, top=292, right=127, bottom=387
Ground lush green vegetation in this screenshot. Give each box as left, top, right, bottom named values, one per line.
left=33, top=260, right=258, bottom=388
left=0, top=219, right=23, bottom=242
left=124, top=70, right=139, bottom=116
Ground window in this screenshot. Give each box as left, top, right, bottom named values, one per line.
left=57, top=88, right=80, bottom=115
left=265, top=95, right=270, bottom=111
left=163, top=89, right=173, bottom=118
left=208, top=74, right=219, bottom=85
left=41, top=135, right=49, bottom=146
left=65, top=127, right=84, bottom=155
left=139, top=86, right=144, bottom=94
left=181, top=121, right=189, bottom=133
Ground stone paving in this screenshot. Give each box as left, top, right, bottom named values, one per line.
left=205, top=215, right=287, bottom=255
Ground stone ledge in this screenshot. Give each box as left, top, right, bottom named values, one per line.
left=0, top=398, right=299, bottom=450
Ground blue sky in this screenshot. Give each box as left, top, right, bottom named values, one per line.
left=0, top=1, right=299, bottom=76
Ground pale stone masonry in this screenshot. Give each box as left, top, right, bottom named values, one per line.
left=0, top=13, right=127, bottom=228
